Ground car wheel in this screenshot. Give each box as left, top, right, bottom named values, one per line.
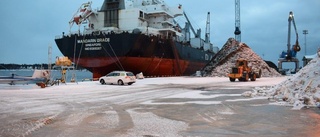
left=128, top=82, right=133, bottom=85
left=118, top=80, right=124, bottom=85
left=100, top=79, right=105, bottom=85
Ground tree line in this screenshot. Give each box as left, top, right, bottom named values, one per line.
left=0, top=63, right=86, bottom=70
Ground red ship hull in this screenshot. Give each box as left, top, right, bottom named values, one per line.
left=72, top=56, right=205, bottom=78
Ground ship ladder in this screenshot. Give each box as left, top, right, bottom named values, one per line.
left=100, top=43, right=124, bottom=71
left=146, top=37, right=165, bottom=76
left=70, top=34, right=85, bottom=70
left=144, top=56, right=155, bottom=74
left=73, top=35, right=86, bottom=83
left=107, top=42, right=125, bottom=71
left=171, top=41, right=182, bottom=76
left=87, top=34, right=125, bottom=71
left=149, top=54, right=164, bottom=75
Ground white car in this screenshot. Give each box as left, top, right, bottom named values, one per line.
left=99, top=71, right=136, bottom=85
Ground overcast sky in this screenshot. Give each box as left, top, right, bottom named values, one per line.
left=0, top=0, right=319, bottom=69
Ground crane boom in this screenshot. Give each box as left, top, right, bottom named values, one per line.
left=183, top=12, right=198, bottom=38
left=287, top=11, right=300, bottom=53
left=278, top=11, right=301, bottom=75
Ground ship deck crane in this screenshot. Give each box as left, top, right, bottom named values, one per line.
left=278, top=11, right=301, bottom=75
left=183, top=12, right=201, bottom=38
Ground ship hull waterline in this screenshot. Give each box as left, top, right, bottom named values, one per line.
left=70, top=56, right=206, bottom=78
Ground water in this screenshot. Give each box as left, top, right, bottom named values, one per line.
left=0, top=69, right=93, bottom=82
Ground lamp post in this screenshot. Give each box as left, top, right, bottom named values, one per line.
left=303, top=30, right=308, bottom=55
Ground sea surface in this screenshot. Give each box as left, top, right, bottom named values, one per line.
left=0, top=69, right=93, bottom=82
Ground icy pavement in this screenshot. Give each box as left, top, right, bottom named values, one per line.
left=0, top=76, right=319, bottom=137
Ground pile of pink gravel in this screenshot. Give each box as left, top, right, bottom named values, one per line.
left=202, top=38, right=281, bottom=77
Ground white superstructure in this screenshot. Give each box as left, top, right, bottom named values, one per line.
left=68, top=0, right=217, bottom=53
left=70, top=0, right=182, bottom=36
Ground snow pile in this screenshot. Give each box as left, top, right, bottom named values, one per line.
left=267, top=54, right=320, bottom=109
left=243, top=54, right=320, bottom=109
left=241, top=87, right=269, bottom=97
left=202, top=38, right=281, bottom=77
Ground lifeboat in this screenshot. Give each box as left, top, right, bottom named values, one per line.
left=72, top=2, right=92, bottom=25
left=55, top=56, right=72, bottom=66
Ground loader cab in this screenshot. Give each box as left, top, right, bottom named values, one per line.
left=236, top=59, right=247, bottom=67
left=228, top=58, right=260, bottom=82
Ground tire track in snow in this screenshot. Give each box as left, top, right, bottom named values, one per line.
left=21, top=113, right=59, bottom=137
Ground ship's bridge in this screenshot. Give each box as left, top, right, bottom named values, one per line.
left=145, top=10, right=174, bottom=18
left=143, top=4, right=183, bottom=18
left=158, top=28, right=182, bottom=37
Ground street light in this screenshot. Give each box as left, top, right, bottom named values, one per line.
left=303, top=30, right=308, bottom=55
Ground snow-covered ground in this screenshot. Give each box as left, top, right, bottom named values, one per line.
left=0, top=76, right=319, bottom=137
left=0, top=76, right=286, bottom=90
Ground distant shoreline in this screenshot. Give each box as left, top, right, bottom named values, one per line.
left=0, top=63, right=86, bottom=70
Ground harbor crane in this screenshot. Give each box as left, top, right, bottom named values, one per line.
left=278, top=11, right=301, bottom=75
left=234, top=0, right=241, bottom=42
left=205, top=12, right=210, bottom=43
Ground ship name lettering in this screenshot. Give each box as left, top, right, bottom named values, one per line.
left=77, top=38, right=110, bottom=43
left=84, top=43, right=102, bottom=51
left=77, top=39, right=97, bottom=43
left=85, top=47, right=102, bottom=51
left=85, top=43, right=101, bottom=47
left=97, top=38, right=110, bottom=42
left=205, top=54, right=209, bottom=60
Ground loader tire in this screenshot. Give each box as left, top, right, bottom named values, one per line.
left=229, top=77, right=236, bottom=82
left=244, top=73, right=249, bottom=81
left=257, top=69, right=262, bottom=78
left=251, top=73, right=256, bottom=81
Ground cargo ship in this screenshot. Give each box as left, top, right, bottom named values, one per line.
left=55, top=0, right=219, bottom=78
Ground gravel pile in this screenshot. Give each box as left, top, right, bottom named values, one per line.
left=202, top=38, right=281, bottom=77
